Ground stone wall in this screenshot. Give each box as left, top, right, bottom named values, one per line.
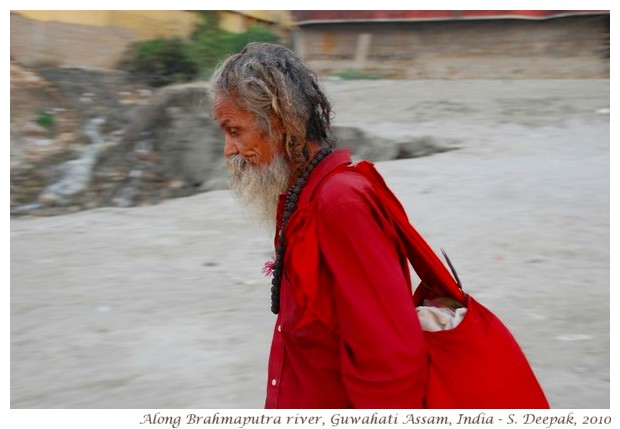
left=294, top=14, right=610, bottom=78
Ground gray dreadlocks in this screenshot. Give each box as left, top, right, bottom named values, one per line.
left=208, top=42, right=335, bottom=176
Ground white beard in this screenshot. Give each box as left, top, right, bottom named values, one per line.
left=227, top=153, right=291, bottom=230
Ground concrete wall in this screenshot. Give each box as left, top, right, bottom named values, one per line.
left=220, top=10, right=293, bottom=33
left=294, top=15, right=610, bottom=78
left=10, top=11, right=293, bottom=70
left=10, top=13, right=138, bottom=69
left=12, top=10, right=200, bottom=40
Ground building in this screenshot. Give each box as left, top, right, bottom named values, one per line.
left=290, top=10, right=610, bottom=78
left=10, top=10, right=293, bottom=69
left=219, top=10, right=293, bottom=37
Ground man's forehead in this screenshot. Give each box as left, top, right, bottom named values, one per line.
left=213, top=97, right=240, bottom=117
left=213, top=97, right=258, bottom=127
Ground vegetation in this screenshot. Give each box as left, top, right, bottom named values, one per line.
left=118, top=11, right=280, bottom=87
left=118, top=38, right=199, bottom=87
left=35, top=110, right=56, bottom=136
left=331, top=69, right=384, bottom=80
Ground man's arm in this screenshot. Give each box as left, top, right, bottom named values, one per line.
left=317, top=174, right=428, bottom=408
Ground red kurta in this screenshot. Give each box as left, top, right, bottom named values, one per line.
left=265, top=149, right=429, bottom=409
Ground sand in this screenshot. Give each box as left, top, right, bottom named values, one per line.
left=10, top=79, right=610, bottom=410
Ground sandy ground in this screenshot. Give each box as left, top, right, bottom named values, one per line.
left=10, top=80, right=610, bottom=410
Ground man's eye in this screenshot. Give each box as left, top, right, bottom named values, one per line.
left=228, top=128, right=239, bottom=136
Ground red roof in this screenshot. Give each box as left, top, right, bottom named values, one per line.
left=291, top=10, right=609, bottom=25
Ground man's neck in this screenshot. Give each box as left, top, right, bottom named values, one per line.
left=287, top=140, right=323, bottom=186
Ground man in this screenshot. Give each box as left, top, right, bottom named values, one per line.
left=209, top=42, right=428, bottom=409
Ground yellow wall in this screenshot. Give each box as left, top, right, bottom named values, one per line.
left=12, top=10, right=292, bottom=38
left=10, top=10, right=293, bottom=69
left=12, top=10, right=201, bottom=40
left=12, top=10, right=110, bottom=26
left=221, top=10, right=293, bottom=32
left=219, top=11, right=247, bottom=33
left=107, top=11, right=201, bottom=39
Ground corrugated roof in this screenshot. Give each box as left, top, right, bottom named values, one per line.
left=291, top=10, right=609, bottom=25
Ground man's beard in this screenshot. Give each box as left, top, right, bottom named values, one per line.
left=227, top=153, right=291, bottom=230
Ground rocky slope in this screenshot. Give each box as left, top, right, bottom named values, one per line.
left=10, top=64, right=458, bottom=217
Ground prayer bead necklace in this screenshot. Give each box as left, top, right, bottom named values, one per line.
left=270, top=146, right=332, bottom=314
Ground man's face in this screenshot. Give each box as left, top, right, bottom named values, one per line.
left=213, top=95, right=281, bottom=166
left=213, top=95, right=291, bottom=228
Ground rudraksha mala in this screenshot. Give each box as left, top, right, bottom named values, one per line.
left=270, top=146, right=332, bottom=314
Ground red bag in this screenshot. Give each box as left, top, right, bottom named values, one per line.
left=351, top=161, right=550, bottom=409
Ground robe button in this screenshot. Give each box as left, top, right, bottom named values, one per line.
left=271, top=379, right=277, bottom=386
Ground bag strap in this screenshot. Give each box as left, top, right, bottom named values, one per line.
left=325, top=161, right=467, bottom=302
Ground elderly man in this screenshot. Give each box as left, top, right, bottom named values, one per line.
left=209, top=42, right=428, bottom=409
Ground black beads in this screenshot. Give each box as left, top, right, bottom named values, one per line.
left=270, top=146, right=332, bottom=314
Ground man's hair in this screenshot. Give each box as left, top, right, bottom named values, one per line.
left=209, top=42, right=335, bottom=172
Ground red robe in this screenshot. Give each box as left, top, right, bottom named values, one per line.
left=265, top=149, right=428, bottom=408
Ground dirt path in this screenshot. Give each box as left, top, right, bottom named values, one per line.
left=10, top=79, right=610, bottom=409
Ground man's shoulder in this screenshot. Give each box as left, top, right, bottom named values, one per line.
left=314, top=166, right=375, bottom=209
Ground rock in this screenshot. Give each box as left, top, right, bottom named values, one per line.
left=21, top=122, right=50, bottom=137
left=112, top=185, right=136, bottom=208
left=168, top=178, right=185, bottom=190
left=394, top=136, right=461, bottom=159
left=10, top=65, right=463, bottom=218
left=38, top=191, right=60, bottom=206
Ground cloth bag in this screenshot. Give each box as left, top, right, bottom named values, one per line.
left=349, top=161, right=550, bottom=409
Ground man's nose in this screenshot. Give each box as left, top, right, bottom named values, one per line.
left=224, top=136, right=238, bottom=157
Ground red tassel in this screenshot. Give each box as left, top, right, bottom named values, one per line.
left=262, top=259, right=275, bottom=277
